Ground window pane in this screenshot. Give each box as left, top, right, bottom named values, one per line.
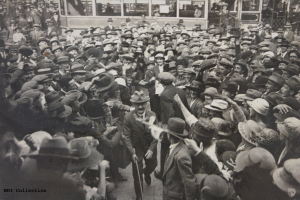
left=242, top=0, right=260, bottom=11
left=179, top=0, right=205, bottom=18
left=124, top=0, right=149, bottom=16
left=60, top=0, right=65, bottom=15
left=67, top=0, right=93, bottom=16
left=151, top=0, right=177, bottom=17
left=95, top=0, right=121, bottom=16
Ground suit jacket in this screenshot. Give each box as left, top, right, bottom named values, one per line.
left=29, top=30, right=45, bottom=46
left=160, top=85, right=189, bottom=125
left=123, top=109, right=158, bottom=157
left=104, top=25, right=116, bottom=33
left=188, top=98, right=203, bottom=119
left=163, top=142, right=196, bottom=200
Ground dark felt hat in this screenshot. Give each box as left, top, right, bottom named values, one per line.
left=190, top=118, right=216, bottom=138
left=164, top=117, right=188, bottom=138
left=130, top=90, right=150, bottom=103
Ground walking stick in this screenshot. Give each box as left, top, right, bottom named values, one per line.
left=134, top=149, right=143, bottom=200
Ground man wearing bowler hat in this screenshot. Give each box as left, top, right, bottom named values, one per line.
left=162, top=117, right=196, bottom=200
left=123, top=91, right=158, bottom=200
left=104, top=18, right=116, bottom=33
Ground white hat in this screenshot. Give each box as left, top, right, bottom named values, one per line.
left=115, top=78, right=127, bottom=87
left=94, top=68, right=106, bottom=76
left=108, top=69, right=118, bottom=77
left=205, top=99, right=228, bottom=111
left=247, top=98, right=269, bottom=116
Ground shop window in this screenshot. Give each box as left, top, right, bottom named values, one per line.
left=151, top=0, right=177, bottom=17
left=67, top=0, right=93, bottom=16
left=179, top=0, right=205, bottom=18
left=242, top=0, right=260, bottom=11
left=124, top=0, right=149, bottom=16
left=95, top=0, right=121, bottom=16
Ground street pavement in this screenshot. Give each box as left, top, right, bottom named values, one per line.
left=114, top=142, right=163, bottom=200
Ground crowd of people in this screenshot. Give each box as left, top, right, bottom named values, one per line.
left=1, top=2, right=300, bottom=199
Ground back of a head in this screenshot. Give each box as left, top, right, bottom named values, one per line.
left=216, top=139, right=236, bottom=158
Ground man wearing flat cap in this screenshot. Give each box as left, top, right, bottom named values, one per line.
left=123, top=91, right=158, bottom=200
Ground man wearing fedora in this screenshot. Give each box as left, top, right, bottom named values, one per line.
left=69, top=64, right=87, bottom=91
left=162, top=117, right=196, bottom=200
left=29, top=24, right=45, bottom=47
left=104, top=18, right=116, bottom=33
left=123, top=91, right=158, bottom=200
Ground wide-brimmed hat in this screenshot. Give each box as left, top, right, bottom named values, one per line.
left=63, top=90, right=87, bottom=105
left=21, top=81, right=44, bottom=93
left=235, top=147, right=276, bottom=172
left=264, top=92, right=284, bottom=107
left=45, top=91, right=63, bottom=105
left=243, top=89, right=262, bottom=101
left=93, top=73, right=115, bottom=93
left=18, top=45, right=33, bottom=57
left=247, top=98, right=269, bottom=116
left=199, top=174, right=229, bottom=199
left=67, top=138, right=103, bottom=171
left=186, top=80, right=202, bottom=91
left=273, top=159, right=300, bottom=197
left=205, top=99, right=228, bottom=112
left=71, top=63, right=87, bottom=75
left=65, top=28, right=73, bottom=33
left=26, top=137, right=77, bottom=159
left=47, top=101, right=72, bottom=119
left=211, top=117, right=232, bottom=136
left=130, top=90, right=150, bottom=104
left=164, top=117, right=188, bottom=138
left=251, top=128, right=280, bottom=146
left=52, top=45, right=63, bottom=53
left=66, top=46, right=79, bottom=53
left=190, top=118, right=216, bottom=138
left=277, top=117, right=300, bottom=139
left=238, top=120, right=262, bottom=146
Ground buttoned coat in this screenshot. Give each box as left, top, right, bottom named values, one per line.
left=123, top=109, right=158, bottom=157
left=162, top=142, right=196, bottom=200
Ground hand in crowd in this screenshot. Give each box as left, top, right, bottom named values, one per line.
left=145, top=150, right=153, bottom=159
left=99, top=160, right=110, bottom=170
left=274, top=104, right=292, bottom=114
left=184, top=138, right=203, bottom=156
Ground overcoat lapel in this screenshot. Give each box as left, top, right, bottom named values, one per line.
left=163, top=142, right=184, bottom=178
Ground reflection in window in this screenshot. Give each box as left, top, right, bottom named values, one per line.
left=242, top=0, right=260, bottom=11
left=67, top=0, right=93, bottom=16
left=151, top=0, right=176, bottom=17
left=179, top=0, right=205, bottom=18
left=124, top=0, right=149, bottom=16
left=95, top=0, right=121, bottom=16
left=60, top=0, right=65, bottom=15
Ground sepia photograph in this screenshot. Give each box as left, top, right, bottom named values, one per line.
left=0, top=0, right=300, bottom=199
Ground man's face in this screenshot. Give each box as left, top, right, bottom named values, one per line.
left=222, top=89, right=232, bottom=98
left=39, top=41, right=47, bottom=47
left=207, top=42, right=214, bottom=49
left=60, top=63, right=70, bottom=73
left=218, top=65, right=228, bottom=75
left=69, top=50, right=78, bottom=57
left=31, top=50, right=38, bottom=59
left=54, top=49, right=61, bottom=56
left=234, top=64, right=243, bottom=75
left=204, top=95, right=213, bottom=103
left=282, top=70, right=292, bottom=80
left=280, top=84, right=292, bottom=97
left=182, top=48, right=190, bottom=57
left=134, top=102, right=147, bottom=115
left=281, top=46, right=287, bottom=53
left=156, top=58, right=164, bottom=65
left=74, top=74, right=86, bottom=84
left=265, top=80, right=277, bottom=93
left=23, top=71, right=35, bottom=82
left=289, top=53, right=298, bottom=61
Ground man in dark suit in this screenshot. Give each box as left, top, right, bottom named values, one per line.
left=162, top=117, right=196, bottom=200
left=104, top=18, right=116, bottom=33
left=155, top=72, right=190, bottom=179
left=29, top=24, right=45, bottom=47
left=123, top=91, right=158, bottom=200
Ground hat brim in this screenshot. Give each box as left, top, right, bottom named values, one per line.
left=78, top=93, right=88, bottom=105
left=273, top=168, right=300, bottom=194
left=204, top=104, right=224, bottom=112
left=57, top=105, right=72, bottom=118
left=67, top=149, right=104, bottom=171
left=26, top=150, right=78, bottom=159
left=130, top=97, right=150, bottom=104
left=72, top=70, right=87, bottom=75
left=164, top=128, right=189, bottom=138
left=238, top=122, right=258, bottom=146
left=185, top=85, right=201, bottom=91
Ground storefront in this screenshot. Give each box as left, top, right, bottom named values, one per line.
left=58, top=0, right=209, bottom=33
